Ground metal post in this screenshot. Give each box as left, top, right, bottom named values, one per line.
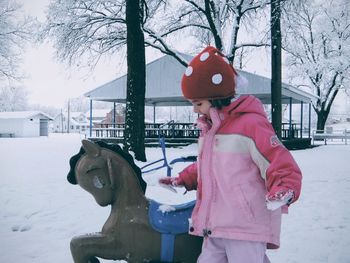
left=345, top=129, right=348, bottom=145
left=60, top=108, right=63, bottom=133
left=308, top=103, right=311, bottom=138
left=67, top=99, right=70, bottom=134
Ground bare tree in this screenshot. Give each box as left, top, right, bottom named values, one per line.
left=143, top=0, right=271, bottom=65
left=0, top=85, right=28, bottom=111
left=282, top=0, right=350, bottom=130
left=43, top=0, right=127, bottom=66
left=124, top=0, right=146, bottom=161
left=0, top=0, right=35, bottom=111
left=271, top=0, right=282, bottom=138
left=0, top=0, right=32, bottom=81
left=43, top=0, right=274, bottom=84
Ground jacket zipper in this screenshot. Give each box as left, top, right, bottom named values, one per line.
left=202, top=124, right=217, bottom=237
left=199, top=108, right=221, bottom=238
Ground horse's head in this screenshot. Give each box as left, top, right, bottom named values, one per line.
left=67, top=140, right=146, bottom=207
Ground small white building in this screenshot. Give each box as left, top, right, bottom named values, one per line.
left=0, top=111, right=53, bottom=137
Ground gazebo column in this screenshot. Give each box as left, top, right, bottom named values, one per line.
left=308, top=103, right=312, bottom=138
left=113, top=102, right=116, bottom=127
left=300, top=101, right=303, bottom=138
left=113, top=102, right=116, bottom=137
left=153, top=104, right=156, bottom=124
left=89, top=99, right=93, bottom=137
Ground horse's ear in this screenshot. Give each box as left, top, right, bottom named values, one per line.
left=82, top=140, right=101, bottom=157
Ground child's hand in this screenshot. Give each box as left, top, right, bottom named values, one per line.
left=267, top=186, right=294, bottom=201
left=266, top=188, right=294, bottom=211
left=158, top=177, right=184, bottom=193
left=158, top=176, right=183, bottom=186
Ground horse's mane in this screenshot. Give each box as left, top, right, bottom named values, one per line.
left=67, top=141, right=147, bottom=193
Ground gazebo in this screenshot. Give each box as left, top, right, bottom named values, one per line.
left=84, top=53, right=317, bottom=148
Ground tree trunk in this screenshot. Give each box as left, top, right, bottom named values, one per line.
left=316, top=109, right=330, bottom=131
left=271, top=0, right=282, bottom=139
left=204, top=0, right=223, bottom=51
left=124, top=0, right=146, bottom=161
left=316, top=81, right=340, bottom=132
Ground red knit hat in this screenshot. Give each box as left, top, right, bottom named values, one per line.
left=181, top=46, right=237, bottom=100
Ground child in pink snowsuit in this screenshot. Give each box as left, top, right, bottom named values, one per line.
left=159, top=46, right=302, bottom=263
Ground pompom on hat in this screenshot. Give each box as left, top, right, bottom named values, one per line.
left=181, top=46, right=237, bottom=100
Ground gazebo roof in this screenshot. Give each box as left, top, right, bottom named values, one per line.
left=85, top=54, right=317, bottom=106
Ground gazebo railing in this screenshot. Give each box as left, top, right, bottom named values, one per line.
left=91, top=122, right=200, bottom=139
left=91, top=121, right=306, bottom=141
left=281, top=122, right=302, bottom=139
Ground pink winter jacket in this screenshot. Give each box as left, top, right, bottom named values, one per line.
left=178, top=95, right=302, bottom=249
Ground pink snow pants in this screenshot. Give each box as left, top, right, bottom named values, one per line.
left=197, top=237, right=271, bottom=263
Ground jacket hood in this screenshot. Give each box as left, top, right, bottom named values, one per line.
left=196, top=95, right=266, bottom=135
left=222, top=95, right=267, bottom=118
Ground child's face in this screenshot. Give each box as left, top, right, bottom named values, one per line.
left=190, top=100, right=212, bottom=116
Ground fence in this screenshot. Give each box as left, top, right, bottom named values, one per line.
left=91, top=122, right=200, bottom=140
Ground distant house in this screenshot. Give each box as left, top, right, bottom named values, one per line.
left=102, top=105, right=125, bottom=125
left=0, top=111, right=53, bottom=137
left=52, top=111, right=89, bottom=133
left=85, top=109, right=112, bottom=127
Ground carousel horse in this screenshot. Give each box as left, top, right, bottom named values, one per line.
left=67, top=139, right=202, bottom=263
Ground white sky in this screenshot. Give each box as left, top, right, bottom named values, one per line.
left=21, top=41, right=120, bottom=108
left=17, top=0, right=123, bottom=108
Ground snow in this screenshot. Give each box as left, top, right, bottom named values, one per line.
left=329, top=122, right=350, bottom=131
left=0, top=133, right=349, bottom=262
left=158, top=204, right=176, bottom=213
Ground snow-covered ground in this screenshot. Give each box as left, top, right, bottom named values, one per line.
left=0, top=133, right=349, bottom=263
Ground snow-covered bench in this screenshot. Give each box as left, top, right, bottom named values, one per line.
left=312, top=128, right=348, bottom=145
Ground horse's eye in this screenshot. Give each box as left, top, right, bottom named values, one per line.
left=86, top=167, right=100, bottom=174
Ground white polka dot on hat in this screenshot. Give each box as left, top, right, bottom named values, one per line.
left=212, top=74, right=223, bottom=85
left=185, top=66, right=193, bottom=76
left=200, top=52, right=209, bottom=61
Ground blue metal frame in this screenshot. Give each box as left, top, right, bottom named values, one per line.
left=141, top=120, right=196, bottom=177
left=140, top=136, right=172, bottom=176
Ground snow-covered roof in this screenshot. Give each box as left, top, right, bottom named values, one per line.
left=85, top=54, right=193, bottom=106
left=55, top=111, right=86, bottom=119
left=236, top=71, right=319, bottom=104
left=67, top=111, right=85, bottom=118
left=69, top=118, right=88, bottom=125
left=85, top=53, right=317, bottom=106
left=0, top=111, right=53, bottom=120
